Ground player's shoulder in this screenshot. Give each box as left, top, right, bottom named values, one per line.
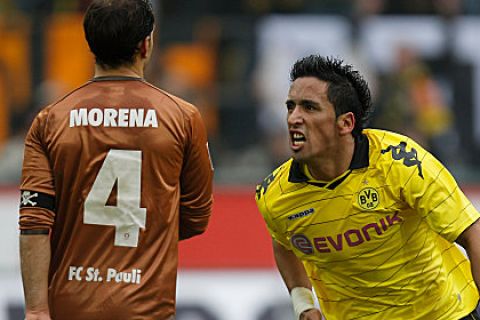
left=363, top=128, right=427, bottom=158
left=28, top=102, right=57, bottom=129
left=141, top=82, right=200, bottom=116
left=364, top=128, right=406, bottom=147
left=255, top=159, right=293, bottom=202
left=363, top=128, right=429, bottom=178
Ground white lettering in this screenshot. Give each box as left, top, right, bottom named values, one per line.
left=88, top=108, right=103, bottom=126
left=135, top=268, right=142, bottom=284
left=144, top=109, right=158, bottom=127
left=115, top=272, right=123, bottom=283
left=106, top=268, right=117, bottom=282
left=68, top=266, right=83, bottom=281
left=104, top=108, right=118, bottom=127
left=69, top=108, right=158, bottom=128
left=68, top=265, right=140, bottom=284
left=85, top=267, right=102, bottom=282
left=118, top=108, right=129, bottom=127
left=70, top=109, right=88, bottom=127
left=106, top=268, right=141, bottom=284
left=85, top=267, right=95, bottom=281
left=130, top=109, right=144, bottom=127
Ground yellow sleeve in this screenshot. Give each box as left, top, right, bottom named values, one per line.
left=391, top=139, right=480, bottom=242
left=255, top=171, right=292, bottom=250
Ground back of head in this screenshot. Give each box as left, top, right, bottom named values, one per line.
left=290, top=55, right=372, bottom=136
left=83, top=0, right=155, bottom=69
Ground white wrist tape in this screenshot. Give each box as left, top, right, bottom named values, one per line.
left=290, top=287, right=316, bottom=319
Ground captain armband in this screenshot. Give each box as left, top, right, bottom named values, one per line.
left=290, top=287, right=317, bottom=319
left=19, top=190, right=55, bottom=235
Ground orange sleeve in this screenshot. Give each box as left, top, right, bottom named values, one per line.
left=179, top=107, right=214, bottom=240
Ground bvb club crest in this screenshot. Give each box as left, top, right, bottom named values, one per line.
left=357, top=187, right=380, bottom=210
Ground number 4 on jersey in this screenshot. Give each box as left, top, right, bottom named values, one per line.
left=84, top=150, right=146, bottom=247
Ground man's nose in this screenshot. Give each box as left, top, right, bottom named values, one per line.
left=288, top=106, right=303, bottom=125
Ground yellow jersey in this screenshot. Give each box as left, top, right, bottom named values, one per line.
left=256, top=129, right=479, bottom=320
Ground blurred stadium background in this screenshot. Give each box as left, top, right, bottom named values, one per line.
left=2, top=0, right=480, bottom=319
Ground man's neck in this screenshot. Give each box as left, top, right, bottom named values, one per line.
left=306, top=135, right=355, bottom=181
left=93, top=63, right=144, bottom=79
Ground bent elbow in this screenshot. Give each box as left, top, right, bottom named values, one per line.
left=179, top=208, right=211, bottom=240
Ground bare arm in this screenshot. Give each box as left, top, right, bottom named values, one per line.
left=20, top=234, right=52, bottom=320
left=273, top=239, right=311, bottom=290
left=456, top=218, right=480, bottom=293
left=272, top=240, right=322, bottom=320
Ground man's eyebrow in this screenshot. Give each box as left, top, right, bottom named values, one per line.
left=298, top=99, right=319, bottom=105
left=285, top=99, right=318, bottom=104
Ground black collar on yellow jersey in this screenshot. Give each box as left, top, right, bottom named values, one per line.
left=288, top=133, right=370, bottom=189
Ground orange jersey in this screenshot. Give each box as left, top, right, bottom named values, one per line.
left=19, top=77, right=214, bottom=319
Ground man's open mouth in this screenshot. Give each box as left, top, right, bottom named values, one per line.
left=291, top=132, right=306, bottom=147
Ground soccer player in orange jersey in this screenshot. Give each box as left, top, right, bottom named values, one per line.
left=256, top=55, right=480, bottom=320
left=19, top=1, right=213, bottom=319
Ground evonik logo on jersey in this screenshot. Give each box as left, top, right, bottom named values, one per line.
left=290, top=212, right=403, bottom=254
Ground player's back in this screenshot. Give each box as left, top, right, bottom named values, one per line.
left=21, top=77, right=212, bottom=319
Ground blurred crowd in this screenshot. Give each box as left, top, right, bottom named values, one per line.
left=1, top=0, right=480, bottom=185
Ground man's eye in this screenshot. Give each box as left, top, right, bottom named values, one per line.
left=286, top=103, right=295, bottom=111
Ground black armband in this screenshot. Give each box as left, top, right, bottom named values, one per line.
left=20, top=229, right=49, bottom=235
left=19, top=190, right=55, bottom=211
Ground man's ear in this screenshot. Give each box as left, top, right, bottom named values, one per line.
left=140, top=31, right=154, bottom=59
left=337, top=112, right=355, bottom=135
left=139, top=37, right=149, bottom=58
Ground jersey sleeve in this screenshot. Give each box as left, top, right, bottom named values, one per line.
left=179, top=107, right=214, bottom=239
left=393, top=139, right=480, bottom=242
left=255, top=171, right=292, bottom=250
left=19, top=109, right=56, bottom=232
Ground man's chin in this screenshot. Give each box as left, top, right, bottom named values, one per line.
left=291, top=152, right=304, bottom=162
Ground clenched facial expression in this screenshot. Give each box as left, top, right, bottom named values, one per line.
left=286, top=77, right=340, bottom=163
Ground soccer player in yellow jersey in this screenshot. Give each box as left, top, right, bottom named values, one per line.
left=255, top=55, right=480, bottom=320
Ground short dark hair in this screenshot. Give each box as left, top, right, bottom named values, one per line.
left=290, top=55, right=372, bottom=136
left=83, top=0, right=155, bottom=69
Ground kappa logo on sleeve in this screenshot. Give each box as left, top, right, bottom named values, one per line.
left=381, top=141, right=424, bottom=179
left=21, top=191, right=38, bottom=207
